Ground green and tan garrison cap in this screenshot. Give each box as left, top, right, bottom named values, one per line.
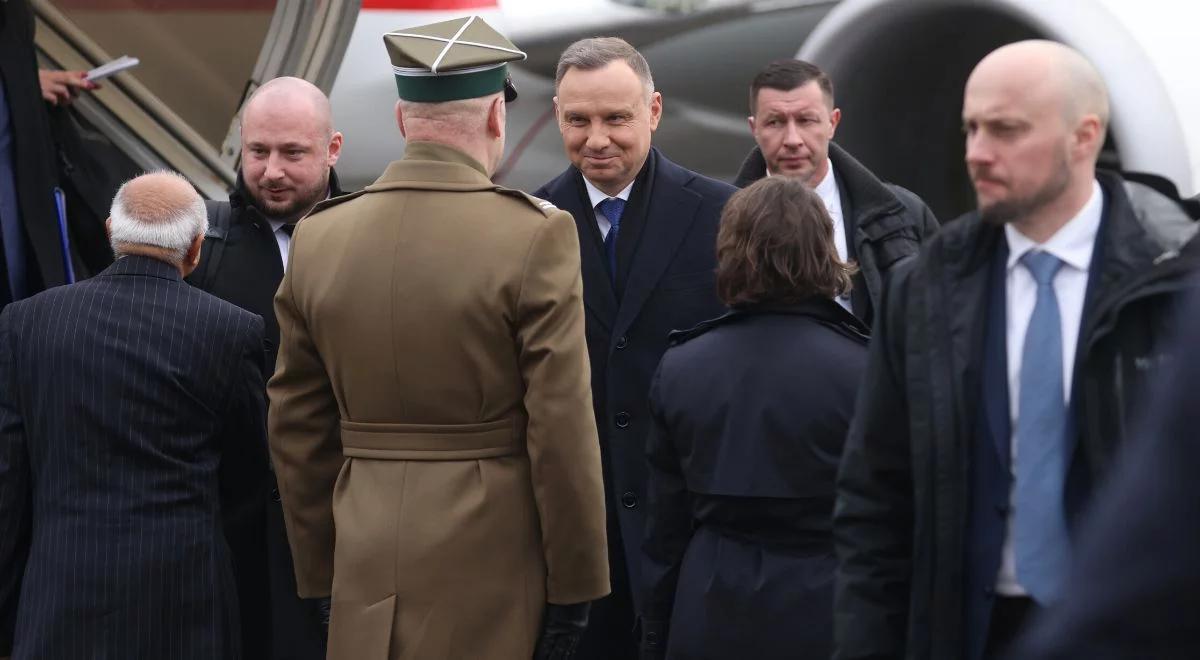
left=384, top=16, right=526, bottom=103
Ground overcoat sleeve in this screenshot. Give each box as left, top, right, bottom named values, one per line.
left=640, top=362, right=693, bottom=654
left=0, top=308, right=30, bottom=657
left=833, top=264, right=916, bottom=660
left=268, top=225, right=344, bottom=599
left=515, top=210, right=611, bottom=605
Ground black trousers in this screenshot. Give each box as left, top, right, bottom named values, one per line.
left=984, top=596, right=1039, bottom=659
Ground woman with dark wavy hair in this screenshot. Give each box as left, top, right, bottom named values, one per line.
left=640, top=176, right=869, bottom=660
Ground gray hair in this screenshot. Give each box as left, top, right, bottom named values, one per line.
left=554, top=37, right=655, bottom=99
left=108, top=171, right=208, bottom=266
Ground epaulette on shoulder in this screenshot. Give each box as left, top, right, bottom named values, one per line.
left=494, top=187, right=560, bottom=218
left=307, top=189, right=367, bottom=216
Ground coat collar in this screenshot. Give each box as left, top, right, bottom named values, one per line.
left=669, top=296, right=869, bottom=346
left=734, top=142, right=907, bottom=233
left=612, top=148, right=704, bottom=338
left=102, top=254, right=184, bottom=282
left=543, top=147, right=699, bottom=335
left=367, top=141, right=495, bottom=192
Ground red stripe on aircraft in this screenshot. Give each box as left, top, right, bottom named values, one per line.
left=54, top=1, right=276, bottom=9
left=361, top=0, right=498, bottom=9
left=54, top=0, right=495, bottom=10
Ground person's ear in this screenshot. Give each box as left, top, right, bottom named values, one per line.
left=180, top=232, right=204, bottom=277
left=327, top=131, right=344, bottom=166
left=648, top=92, right=663, bottom=131
left=396, top=100, right=407, bottom=138
left=488, top=96, right=505, bottom=140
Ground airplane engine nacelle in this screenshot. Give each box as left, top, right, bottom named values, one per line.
left=799, top=0, right=1197, bottom=220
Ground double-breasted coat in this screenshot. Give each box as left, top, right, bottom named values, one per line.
left=267, top=141, right=610, bottom=660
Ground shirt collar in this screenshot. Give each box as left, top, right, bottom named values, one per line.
left=1005, top=179, right=1103, bottom=273
left=812, top=158, right=839, bottom=209
left=583, top=176, right=634, bottom=209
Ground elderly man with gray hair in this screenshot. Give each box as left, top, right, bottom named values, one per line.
left=0, top=171, right=270, bottom=659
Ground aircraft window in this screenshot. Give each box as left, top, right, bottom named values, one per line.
left=46, top=0, right=278, bottom=151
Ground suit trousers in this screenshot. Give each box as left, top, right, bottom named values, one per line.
left=984, top=596, right=1038, bottom=659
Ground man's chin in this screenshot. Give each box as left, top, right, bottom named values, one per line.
left=979, top=199, right=1021, bottom=226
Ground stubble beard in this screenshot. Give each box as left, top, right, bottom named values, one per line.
left=250, top=171, right=330, bottom=225
left=978, top=152, right=1072, bottom=227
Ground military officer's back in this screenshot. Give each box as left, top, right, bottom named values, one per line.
left=267, top=17, right=610, bottom=660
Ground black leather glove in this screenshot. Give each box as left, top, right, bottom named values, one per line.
left=309, top=596, right=331, bottom=645
left=533, top=602, right=590, bottom=660
left=639, top=618, right=667, bottom=660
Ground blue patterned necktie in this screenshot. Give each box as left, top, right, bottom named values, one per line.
left=598, top=197, right=626, bottom=286
left=1014, top=250, right=1071, bottom=604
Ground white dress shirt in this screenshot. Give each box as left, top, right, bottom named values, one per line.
left=812, top=160, right=852, bottom=312
left=995, top=179, right=1103, bottom=596
left=583, top=177, right=634, bottom=240
left=267, top=219, right=292, bottom=271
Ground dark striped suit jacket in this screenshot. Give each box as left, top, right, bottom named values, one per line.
left=0, top=255, right=269, bottom=660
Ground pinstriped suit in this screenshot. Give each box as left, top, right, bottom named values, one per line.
left=0, top=255, right=270, bottom=660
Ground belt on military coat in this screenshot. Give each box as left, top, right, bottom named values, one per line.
left=339, top=418, right=521, bottom=461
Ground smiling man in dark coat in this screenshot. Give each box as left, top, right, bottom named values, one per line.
left=187, top=76, right=345, bottom=660
left=534, top=37, right=736, bottom=660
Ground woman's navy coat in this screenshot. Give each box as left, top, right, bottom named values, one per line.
left=641, top=298, right=868, bottom=660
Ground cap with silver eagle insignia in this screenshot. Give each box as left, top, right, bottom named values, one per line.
left=383, top=15, right=525, bottom=103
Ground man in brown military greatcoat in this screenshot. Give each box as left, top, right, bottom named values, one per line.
left=266, top=16, right=609, bottom=660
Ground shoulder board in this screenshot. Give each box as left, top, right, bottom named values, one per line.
left=494, top=187, right=560, bottom=218
left=307, top=189, right=368, bottom=216
left=667, top=311, right=738, bottom=346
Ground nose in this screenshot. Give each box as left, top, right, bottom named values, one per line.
left=965, top=131, right=993, bottom=168
left=782, top=120, right=804, bottom=148
left=584, top=121, right=610, bottom=152
left=264, top=152, right=287, bottom=181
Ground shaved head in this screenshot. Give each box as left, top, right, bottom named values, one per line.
left=963, top=40, right=1109, bottom=239
left=242, top=76, right=333, bottom=138
left=969, top=39, right=1109, bottom=138
left=239, top=76, right=342, bottom=224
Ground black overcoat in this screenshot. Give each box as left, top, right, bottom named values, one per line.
left=641, top=300, right=868, bottom=660
left=0, top=256, right=269, bottom=659
left=534, top=148, right=736, bottom=658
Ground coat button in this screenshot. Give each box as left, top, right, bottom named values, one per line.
left=271, top=487, right=281, bottom=502
left=615, top=412, right=631, bottom=428
left=621, top=491, right=638, bottom=509
left=645, top=631, right=659, bottom=645
left=615, top=336, right=628, bottom=349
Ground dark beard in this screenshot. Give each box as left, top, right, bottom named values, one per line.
left=978, top=154, right=1071, bottom=226
left=248, top=173, right=329, bottom=224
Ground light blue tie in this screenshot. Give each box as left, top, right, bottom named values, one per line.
left=598, top=197, right=626, bottom=286
left=1014, top=250, right=1071, bottom=604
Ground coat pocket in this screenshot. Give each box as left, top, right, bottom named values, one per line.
left=328, top=594, right=397, bottom=660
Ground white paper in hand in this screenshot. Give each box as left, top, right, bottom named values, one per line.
left=86, top=56, right=140, bottom=82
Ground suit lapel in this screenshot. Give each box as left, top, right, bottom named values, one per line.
left=614, top=151, right=702, bottom=338
left=556, top=171, right=618, bottom=330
